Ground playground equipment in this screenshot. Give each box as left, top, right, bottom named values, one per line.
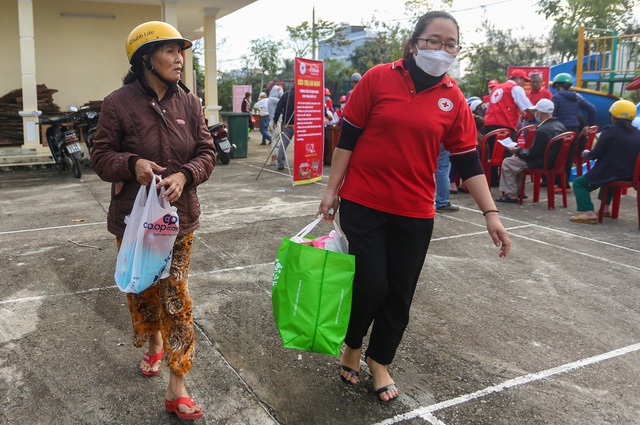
left=549, top=26, right=640, bottom=129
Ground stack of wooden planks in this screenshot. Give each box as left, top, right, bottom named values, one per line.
left=0, top=85, right=62, bottom=145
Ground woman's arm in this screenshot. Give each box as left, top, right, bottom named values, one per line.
left=318, top=148, right=352, bottom=219
left=464, top=174, right=511, bottom=257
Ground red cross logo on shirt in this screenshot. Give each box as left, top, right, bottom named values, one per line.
left=491, top=88, right=504, bottom=103
left=438, top=98, right=454, bottom=111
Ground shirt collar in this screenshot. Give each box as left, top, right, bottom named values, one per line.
left=392, top=58, right=454, bottom=88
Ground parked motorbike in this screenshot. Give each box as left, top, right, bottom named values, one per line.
left=208, top=122, right=234, bottom=164
left=74, top=106, right=100, bottom=157
left=39, top=112, right=84, bottom=178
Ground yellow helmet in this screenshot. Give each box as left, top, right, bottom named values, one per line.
left=126, top=21, right=192, bottom=63
left=609, top=99, right=637, bottom=120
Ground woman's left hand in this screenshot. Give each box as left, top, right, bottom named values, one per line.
left=157, top=172, right=187, bottom=203
left=485, top=214, right=511, bottom=257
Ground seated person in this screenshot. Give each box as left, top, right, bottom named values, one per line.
left=496, top=99, right=566, bottom=203
left=569, top=100, right=640, bottom=224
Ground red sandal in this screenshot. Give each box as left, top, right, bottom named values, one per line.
left=140, top=350, right=164, bottom=377
left=164, top=397, right=204, bottom=420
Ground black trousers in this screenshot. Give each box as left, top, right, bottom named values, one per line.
left=339, top=199, right=434, bottom=365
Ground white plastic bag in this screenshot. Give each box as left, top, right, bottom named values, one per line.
left=290, top=215, right=348, bottom=254
left=115, top=177, right=179, bottom=293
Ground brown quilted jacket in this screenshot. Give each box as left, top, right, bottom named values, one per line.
left=92, top=79, right=215, bottom=237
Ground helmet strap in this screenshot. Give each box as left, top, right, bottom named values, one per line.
left=143, top=55, right=179, bottom=89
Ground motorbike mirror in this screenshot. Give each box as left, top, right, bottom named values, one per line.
left=69, top=106, right=78, bottom=112
left=80, top=106, right=89, bottom=110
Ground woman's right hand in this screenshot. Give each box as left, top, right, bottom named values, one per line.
left=134, top=158, right=166, bottom=186
left=318, top=190, right=339, bottom=221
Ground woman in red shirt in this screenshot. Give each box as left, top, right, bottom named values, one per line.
left=318, top=11, right=510, bottom=402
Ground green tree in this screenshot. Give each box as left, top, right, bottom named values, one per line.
left=458, top=22, right=549, bottom=97
left=287, top=19, right=351, bottom=59
left=323, top=57, right=351, bottom=98
left=216, top=70, right=237, bottom=113
left=191, top=39, right=205, bottom=101
left=352, top=0, right=454, bottom=71
left=277, top=58, right=295, bottom=81
left=250, top=38, right=284, bottom=91
left=536, top=0, right=636, bottom=61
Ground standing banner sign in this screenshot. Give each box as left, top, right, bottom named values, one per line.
left=232, top=85, right=252, bottom=112
left=293, top=58, right=324, bottom=185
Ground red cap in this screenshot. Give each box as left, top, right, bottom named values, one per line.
left=509, top=69, right=530, bottom=81
left=325, top=88, right=331, bottom=95
left=488, top=79, right=499, bottom=88
left=625, top=75, right=640, bottom=91
left=339, top=95, right=346, bottom=102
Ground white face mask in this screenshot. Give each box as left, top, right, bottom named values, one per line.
left=413, top=47, right=455, bottom=76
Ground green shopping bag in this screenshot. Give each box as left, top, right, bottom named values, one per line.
left=272, top=216, right=355, bottom=356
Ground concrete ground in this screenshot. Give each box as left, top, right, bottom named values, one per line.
left=1, top=133, right=639, bottom=425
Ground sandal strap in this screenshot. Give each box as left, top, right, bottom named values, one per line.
left=171, top=397, right=196, bottom=408
left=338, top=365, right=359, bottom=377
left=143, top=350, right=164, bottom=365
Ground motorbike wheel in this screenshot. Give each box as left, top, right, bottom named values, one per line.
left=48, top=142, right=64, bottom=171
left=219, top=151, right=231, bottom=165
left=69, top=154, right=82, bottom=178
left=86, top=133, right=94, bottom=156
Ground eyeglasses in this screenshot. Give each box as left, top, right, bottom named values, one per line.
left=416, top=37, right=462, bottom=55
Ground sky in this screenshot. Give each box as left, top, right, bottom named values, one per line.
left=215, top=0, right=554, bottom=72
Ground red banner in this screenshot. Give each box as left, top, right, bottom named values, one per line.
left=293, top=58, right=324, bottom=185
left=506, top=66, right=551, bottom=92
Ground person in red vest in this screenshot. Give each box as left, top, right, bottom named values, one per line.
left=482, top=79, right=499, bottom=105
left=523, top=72, right=552, bottom=125
left=482, top=69, right=534, bottom=185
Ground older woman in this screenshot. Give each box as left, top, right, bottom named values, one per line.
left=318, top=11, right=510, bottom=402
left=92, top=21, right=215, bottom=420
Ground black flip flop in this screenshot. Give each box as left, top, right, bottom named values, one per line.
left=375, top=384, right=398, bottom=402
left=338, top=365, right=359, bottom=385
left=495, top=194, right=518, bottom=204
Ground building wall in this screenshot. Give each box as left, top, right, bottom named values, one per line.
left=0, top=0, right=160, bottom=110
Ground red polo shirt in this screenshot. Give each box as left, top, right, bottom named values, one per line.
left=524, top=87, right=553, bottom=120
left=340, top=59, right=478, bottom=219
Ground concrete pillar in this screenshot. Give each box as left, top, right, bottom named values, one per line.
left=18, top=0, right=43, bottom=151
left=202, top=8, right=221, bottom=124
left=162, top=1, right=193, bottom=94
left=161, top=0, right=178, bottom=27
left=183, top=48, right=194, bottom=94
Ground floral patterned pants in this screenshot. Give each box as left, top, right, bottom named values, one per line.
left=116, top=232, right=195, bottom=376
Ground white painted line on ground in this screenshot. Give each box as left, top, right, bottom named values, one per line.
left=511, top=232, right=640, bottom=271
left=446, top=206, right=640, bottom=254
left=0, top=285, right=115, bottom=305
left=189, top=262, right=274, bottom=277
left=430, top=225, right=535, bottom=242
left=0, top=263, right=274, bottom=305
left=374, top=343, right=640, bottom=425
left=422, top=412, right=448, bottom=425
left=0, top=221, right=107, bottom=235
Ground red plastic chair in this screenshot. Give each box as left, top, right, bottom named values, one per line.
left=479, top=128, right=511, bottom=187
left=518, top=131, right=576, bottom=209
left=574, top=125, right=599, bottom=177
left=597, top=153, right=640, bottom=229
left=515, top=124, right=537, bottom=149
